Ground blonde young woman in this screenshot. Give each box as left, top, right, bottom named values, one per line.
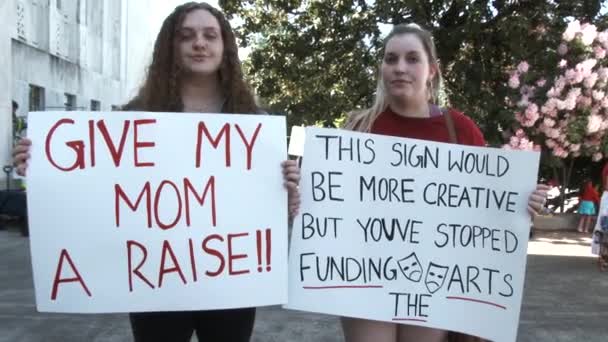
left=341, top=23, right=549, bottom=342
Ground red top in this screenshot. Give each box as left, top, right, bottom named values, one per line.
left=580, top=181, right=600, bottom=204
left=370, top=107, right=486, bottom=147
left=602, top=162, right=608, bottom=190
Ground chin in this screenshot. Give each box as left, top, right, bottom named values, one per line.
left=184, top=66, right=220, bottom=77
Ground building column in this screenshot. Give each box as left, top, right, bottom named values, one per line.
left=0, top=0, right=14, bottom=180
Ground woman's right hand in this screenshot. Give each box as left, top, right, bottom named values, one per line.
left=12, top=138, right=32, bottom=176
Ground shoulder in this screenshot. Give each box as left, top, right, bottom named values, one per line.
left=120, top=97, right=144, bottom=111
left=446, top=108, right=486, bottom=146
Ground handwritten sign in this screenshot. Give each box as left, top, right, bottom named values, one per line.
left=286, top=127, right=539, bottom=342
left=26, top=111, right=287, bottom=313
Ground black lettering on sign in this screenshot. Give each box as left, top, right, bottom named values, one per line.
left=311, top=171, right=344, bottom=202
left=447, top=150, right=510, bottom=177
left=433, top=223, right=519, bottom=253
left=359, top=176, right=415, bottom=203
left=389, top=292, right=432, bottom=318
left=315, top=135, right=375, bottom=164
left=390, top=143, right=439, bottom=169
left=301, top=213, right=342, bottom=240
left=423, top=183, right=519, bottom=212
left=357, top=217, right=421, bottom=243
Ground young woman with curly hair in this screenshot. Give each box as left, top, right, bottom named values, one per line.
left=13, top=3, right=300, bottom=341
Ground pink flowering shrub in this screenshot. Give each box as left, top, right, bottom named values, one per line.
left=505, top=20, right=608, bottom=162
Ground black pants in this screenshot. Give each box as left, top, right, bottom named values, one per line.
left=129, top=308, right=256, bottom=342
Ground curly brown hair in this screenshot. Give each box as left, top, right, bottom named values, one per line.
left=124, top=2, right=258, bottom=114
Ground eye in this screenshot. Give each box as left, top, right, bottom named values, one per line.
left=384, top=54, right=397, bottom=64
left=412, top=262, right=417, bottom=266
left=438, top=275, right=444, bottom=279
left=429, top=272, right=435, bottom=276
left=407, top=55, right=420, bottom=63
left=204, top=32, right=218, bottom=40
left=178, top=29, right=194, bottom=41
left=403, top=266, right=410, bottom=271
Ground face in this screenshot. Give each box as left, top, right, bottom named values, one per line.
left=424, top=262, right=449, bottom=294
left=398, top=252, right=423, bottom=282
left=176, top=9, right=224, bottom=76
left=381, top=33, right=435, bottom=103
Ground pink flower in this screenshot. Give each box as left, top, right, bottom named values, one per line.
left=594, top=46, right=607, bottom=59
left=598, top=31, right=608, bottom=48
left=563, top=20, right=581, bottom=42
left=547, top=127, right=561, bottom=138
left=578, top=96, right=593, bottom=109
left=566, top=69, right=584, bottom=84
left=517, top=95, right=529, bottom=108
left=593, top=152, right=603, bottom=161
left=581, top=23, right=598, bottom=46
left=584, top=73, right=598, bottom=88
left=567, top=87, right=582, bottom=98
left=508, top=75, right=520, bottom=89
left=559, top=59, right=568, bottom=68
left=522, top=104, right=540, bottom=126
left=543, top=117, right=556, bottom=127
left=547, top=87, right=561, bottom=98
left=598, top=67, right=608, bottom=81
left=548, top=109, right=558, bottom=117
left=578, top=59, right=597, bottom=77
left=553, top=146, right=569, bottom=158
left=536, top=78, right=547, bottom=87
left=555, top=76, right=567, bottom=90
left=517, top=61, right=530, bottom=73
left=593, top=90, right=605, bottom=101
left=602, top=98, right=608, bottom=108
left=565, top=97, right=577, bottom=110
left=587, top=114, right=602, bottom=133
left=570, top=144, right=581, bottom=152
left=546, top=139, right=556, bottom=148
left=558, top=43, right=568, bottom=55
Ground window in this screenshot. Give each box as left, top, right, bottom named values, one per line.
left=65, top=93, right=76, bottom=111
left=91, top=99, right=100, bottom=111
left=56, top=0, right=62, bottom=10
left=111, top=105, right=121, bottom=111
left=29, top=85, right=45, bottom=111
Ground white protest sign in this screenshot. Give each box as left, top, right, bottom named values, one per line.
left=27, top=111, right=287, bottom=313
left=287, top=127, right=540, bottom=342
left=288, top=125, right=306, bottom=157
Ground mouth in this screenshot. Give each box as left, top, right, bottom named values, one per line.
left=391, top=80, right=411, bottom=86
left=190, top=55, right=209, bottom=62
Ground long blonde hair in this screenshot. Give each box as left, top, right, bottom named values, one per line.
left=344, top=23, right=442, bottom=132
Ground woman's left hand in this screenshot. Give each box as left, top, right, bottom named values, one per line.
left=528, top=184, right=551, bottom=217
left=282, top=160, right=301, bottom=222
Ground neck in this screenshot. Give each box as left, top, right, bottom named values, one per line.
left=389, top=97, right=430, bottom=118
left=180, top=73, right=224, bottom=112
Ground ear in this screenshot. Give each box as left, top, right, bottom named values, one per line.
left=428, top=64, right=438, bottom=81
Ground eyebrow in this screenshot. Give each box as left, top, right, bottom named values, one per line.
left=179, top=26, right=219, bottom=32
left=386, top=50, right=421, bottom=55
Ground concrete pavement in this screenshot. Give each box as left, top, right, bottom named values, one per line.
left=0, top=227, right=606, bottom=342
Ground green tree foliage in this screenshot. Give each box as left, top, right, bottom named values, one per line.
left=221, top=0, right=605, bottom=141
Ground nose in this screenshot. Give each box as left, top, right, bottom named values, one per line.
left=193, top=32, right=206, bottom=50
left=393, top=57, right=407, bottom=74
